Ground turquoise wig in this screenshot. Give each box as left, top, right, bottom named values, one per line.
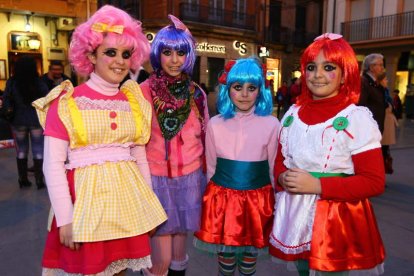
left=217, top=57, right=273, bottom=119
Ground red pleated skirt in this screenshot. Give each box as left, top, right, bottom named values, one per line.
left=42, top=170, right=151, bottom=274
left=195, top=180, right=275, bottom=248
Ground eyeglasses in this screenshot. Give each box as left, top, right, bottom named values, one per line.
left=372, top=63, right=384, bottom=67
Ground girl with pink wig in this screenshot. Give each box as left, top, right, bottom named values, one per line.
left=269, top=34, right=386, bottom=275
left=33, top=5, right=167, bottom=275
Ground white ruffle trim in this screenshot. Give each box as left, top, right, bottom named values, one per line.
left=42, top=256, right=152, bottom=276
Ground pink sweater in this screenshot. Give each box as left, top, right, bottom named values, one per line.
left=140, top=80, right=209, bottom=177
left=206, top=108, right=280, bottom=186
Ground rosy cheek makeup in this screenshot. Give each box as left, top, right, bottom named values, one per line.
left=328, top=72, right=336, bottom=79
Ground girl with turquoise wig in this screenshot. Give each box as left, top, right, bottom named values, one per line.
left=194, top=57, right=280, bottom=276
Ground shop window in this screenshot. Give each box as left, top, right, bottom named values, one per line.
left=193, top=56, right=201, bottom=84
left=207, top=57, right=224, bottom=91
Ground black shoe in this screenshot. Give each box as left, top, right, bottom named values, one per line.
left=168, top=269, right=185, bottom=276
left=19, top=178, right=32, bottom=188
left=16, top=158, right=32, bottom=189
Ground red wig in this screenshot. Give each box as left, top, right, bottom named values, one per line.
left=296, top=36, right=360, bottom=106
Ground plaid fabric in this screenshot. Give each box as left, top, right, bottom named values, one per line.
left=34, top=80, right=167, bottom=242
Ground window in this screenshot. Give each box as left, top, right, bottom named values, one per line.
left=207, top=57, right=225, bottom=91
left=233, top=0, right=246, bottom=24
left=98, top=0, right=140, bottom=19
left=209, top=0, right=224, bottom=21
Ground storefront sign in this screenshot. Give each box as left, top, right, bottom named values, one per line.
left=196, top=42, right=226, bottom=54
left=233, top=40, right=248, bottom=55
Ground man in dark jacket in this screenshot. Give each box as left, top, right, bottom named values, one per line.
left=40, top=60, right=71, bottom=91
left=359, top=53, right=386, bottom=133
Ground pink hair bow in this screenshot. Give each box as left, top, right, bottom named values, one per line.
left=314, top=33, right=342, bottom=41
left=168, top=14, right=191, bottom=35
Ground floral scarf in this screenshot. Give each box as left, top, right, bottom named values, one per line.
left=149, top=70, right=196, bottom=141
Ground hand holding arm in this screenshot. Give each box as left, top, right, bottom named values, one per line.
left=282, top=168, right=322, bottom=194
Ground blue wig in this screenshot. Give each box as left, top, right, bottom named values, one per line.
left=150, top=25, right=196, bottom=75
left=217, top=57, right=273, bottom=119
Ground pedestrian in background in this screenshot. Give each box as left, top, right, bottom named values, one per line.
left=2, top=55, right=48, bottom=189
left=393, top=89, right=403, bottom=120
left=276, top=80, right=288, bottom=118
left=33, top=5, right=167, bottom=275
left=378, top=73, right=398, bottom=174
left=359, top=53, right=386, bottom=133
left=270, top=33, right=385, bottom=275
left=139, top=15, right=209, bottom=276
left=40, top=60, right=72, bottom=91
left=194, top=57, right=279, bottom=276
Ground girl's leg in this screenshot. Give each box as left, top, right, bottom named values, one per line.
left=30, top=127, right=45, bottom=189
left=169, top=233, right=188, bottom=275
left=218, top=252, right=236, bottom=276
left=149, top=235, right=172, bottom=276
left=237, top=252, right=258, bottom=276
left=296, top=260, right=310, bottom=276
left=12, top=126, right=31, bottom=188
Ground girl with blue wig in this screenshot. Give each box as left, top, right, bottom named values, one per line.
left=139, top=15, right=209, bottom=276
left=194, top=57, right=280, bottom=276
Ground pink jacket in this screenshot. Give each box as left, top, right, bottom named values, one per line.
left=140, top=80, right=209, bottom=177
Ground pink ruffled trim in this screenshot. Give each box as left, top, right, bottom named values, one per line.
left=75, top=96, right=131, bottom=111
left=66, top=143, right=135, bottom=169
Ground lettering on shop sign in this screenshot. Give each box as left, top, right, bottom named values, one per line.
left=233, top=41, right=248, bottom=55
left=196, top=42, right=226, bottom=54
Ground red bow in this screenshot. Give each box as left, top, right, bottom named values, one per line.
left=218, top=60, right=236, bottom=85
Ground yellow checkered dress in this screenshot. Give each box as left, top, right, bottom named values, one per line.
left=33, top=80, right=167, bottom=242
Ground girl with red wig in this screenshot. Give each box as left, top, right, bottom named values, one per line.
left=269, top=33, right=385, bottom=275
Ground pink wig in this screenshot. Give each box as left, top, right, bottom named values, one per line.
left=297, top=36, right=360, bottom=105
left=69, top=5, right=150, bottom=76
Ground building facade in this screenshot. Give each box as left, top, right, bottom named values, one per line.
left=100, top=0, right=323, bottom=95
left=0, top=0, right=97, bottom=90
left=0, top=0, right=324, bottom=95
left=323, top=0, right=414, bottom=104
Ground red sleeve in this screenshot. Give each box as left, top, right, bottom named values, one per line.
left=274, top=142, right=288, bottom=192
left=320, top=148, right=385, bottom=201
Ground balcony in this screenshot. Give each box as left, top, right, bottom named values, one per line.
left=341, top=10, right=414, bottom=43
left=179, top=3, right=256, bottom=32
left=265, top=26, right=317, bottom=47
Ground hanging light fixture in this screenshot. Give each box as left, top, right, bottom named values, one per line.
left=25, top=14, right=31, bottom=32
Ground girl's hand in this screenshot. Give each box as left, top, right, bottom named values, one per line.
left=59, top=223, right=80, bottom=251
left=282, top=168, right=322, bottom=195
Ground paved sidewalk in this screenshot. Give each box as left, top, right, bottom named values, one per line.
left=0, top=118, right=413, bottom=275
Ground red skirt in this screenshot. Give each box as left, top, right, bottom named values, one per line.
left=42, top=170, right=151, bottom=274
left=309, top=199, right=385, bottom=271
left=270, top=198, right=385, bottom=272
left=195, top=181, right=275, bottom=248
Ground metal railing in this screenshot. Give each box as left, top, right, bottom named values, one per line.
left=341, top=10, right=414, bottom=42
left=179, top=3, right=256, bottom=31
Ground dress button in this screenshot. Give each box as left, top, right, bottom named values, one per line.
left=109, top=111, right=117, bottom=118
left=111, top=122, right=117, bottom=130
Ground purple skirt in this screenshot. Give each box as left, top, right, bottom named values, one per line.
left=151, top=168, right=207, bottom=235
